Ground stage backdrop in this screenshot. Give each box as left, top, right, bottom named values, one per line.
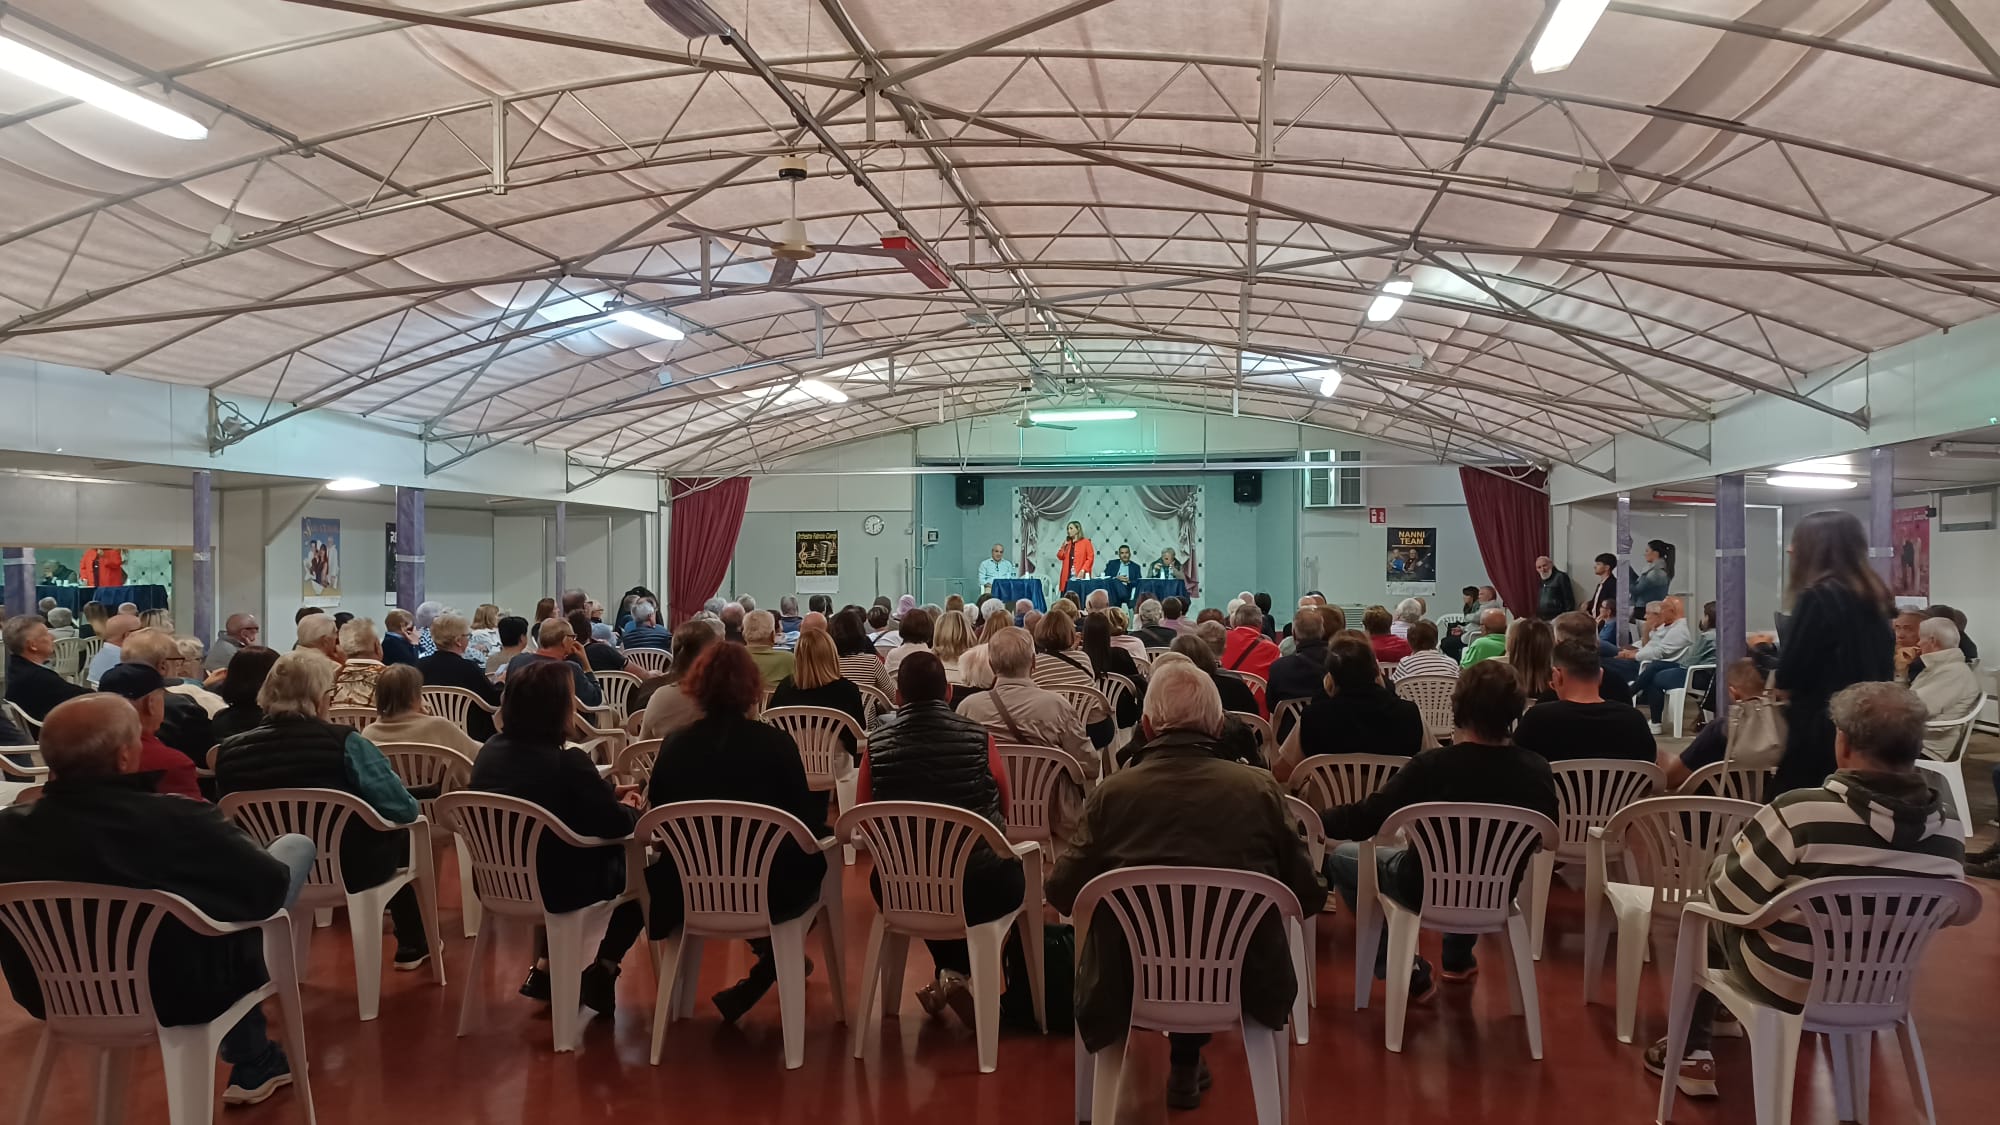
left=1015, top=485, right=1204, bottom=601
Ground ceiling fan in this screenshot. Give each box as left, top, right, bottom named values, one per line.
left=1014, top=407, right=1075, bottom=432
left=670, top=158, right=949, bottom=288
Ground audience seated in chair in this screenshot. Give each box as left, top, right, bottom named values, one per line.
left=3, top=615, right=91, bottom=720
left=1264, top=605, right=1330, bottom=717
left=768, top=630, right=866, bottom=762
left=1390, top=620, right=1458, bottom=684
left=0, top=695, right=316, bottom=1107
left=1910, top=616, right=1980, bottom=757
left=1048, top=660, right=1326, bottom=1111
left=95, top=663, right=204, bottom=800
left=1275, top=634, right=1426, bottom=782
left=119, top=627, right=218, bottom=768
left=959, top=627, right=1095, bottom=768
left=504, top=617, right=602, bottom=708
left=1660, top=658, right=1767, bottom=789
left=1512, top=640, right=1657, bottom=763
left=417, top=612, right=502, bottom=740
left=369, top=665, right=483, bottom=759
left=639, top=621, right=721, bottom=743
left=1644, top=681, right=1965, bottom=1097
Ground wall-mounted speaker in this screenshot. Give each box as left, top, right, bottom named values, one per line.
left=1233, top=469, right=1263, bottom=504
left=955, top=473, right=985, bottom=508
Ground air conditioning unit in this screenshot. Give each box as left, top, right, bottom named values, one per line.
left=1303, top=449, right=1363, bottom=509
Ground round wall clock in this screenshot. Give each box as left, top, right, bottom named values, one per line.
left=862, top=514, right=885, bottom=535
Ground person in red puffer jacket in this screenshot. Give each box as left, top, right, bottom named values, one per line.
left=1220, top=601, right=1281, bottom=701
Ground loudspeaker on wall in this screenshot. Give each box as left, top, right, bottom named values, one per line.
left=955, top=474, right=985, bottom=508
left=1233, top=469, right=1263, bottom=504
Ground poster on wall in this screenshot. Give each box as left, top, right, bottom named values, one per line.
left=385, top=523, right=398, bottom=606
left=1890, top=506, right=1930, bottom=598
left=1385, top=526, right=1437, bottom=597
left=301, top=517, right=341, bottom=606
left=795, top=530, right=839, bottom=595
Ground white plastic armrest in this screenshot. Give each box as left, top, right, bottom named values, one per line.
left=815, top=835, right=840, bottom=855
left=1009, top=840, right=1043, bottom=860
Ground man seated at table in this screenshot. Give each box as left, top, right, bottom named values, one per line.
left=1150, top=547, right=1183, bottom=579
left=977, top=543, right=1017, bottom=598
left=1102, top=544, right=1143, bottom=600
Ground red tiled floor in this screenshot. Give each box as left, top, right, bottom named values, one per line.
left=5, top=854, right=1996, bottom=1123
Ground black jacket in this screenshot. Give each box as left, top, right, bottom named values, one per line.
left=214, top=715, right=406, bottom=891
left=1537, top=569, right=1576, bottom=618
left=1266, top=639, right=1330, bottom=727
left=418, top=650, right=501, bottom=740
left=1212, top=671, right=1261, bottom=716
left=1296, top=685, right=1427, bottom=759
left=1088, top=646, right=1146, bottom=727
left=4, top=653, right=89, bottom=721
left=208, top=703, right=265, bottom=746
left=1322, top=741, right=1557, bottom=907
left=382, top=633, right=420, bottom=668
left=0, top=773, right=290, bottom=1026
left=158, top=692, right=214, bottom=768
left=865, top=701, right=1002, bottom=825
left=768, top=677, right=866, bottom=760
left=646, top=713, right=828, bottom=937
left=1134, top=625, right=1177, bottom=648
left=1774, top=581, right=1895, bottom=794
left=469, top=732, right=636, bottom=913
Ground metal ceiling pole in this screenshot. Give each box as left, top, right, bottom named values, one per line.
left=552, top=501, right=568, bottom=608
left=1615, top=492, right=1633, bottom=647
left=1869, top=447, right=1896, bottom=584
left=395, top=487, right=426, bottom=614
left=1, top=548, right=31, bottom=619
left=192, top=471, right=215, bottom=645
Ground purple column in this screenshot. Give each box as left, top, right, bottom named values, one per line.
left=192, top=470, right=215, bottom=644
left=1714, top=473, right=1747, bottom=720
left=2, top=547, right=32, bottom=617
left=1869, top=446, right=1895, bottom=583
left=395, top=487, right=425, bottom=613
left=552, top=501, right=567, bottom=604
left=1614, top=492, right=1633, bottom=647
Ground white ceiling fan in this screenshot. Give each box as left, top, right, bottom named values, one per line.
left=670, top=157, right=939, bottom=286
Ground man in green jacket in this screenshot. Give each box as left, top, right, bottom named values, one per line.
left=1459, top=608, right=1508, bottom=667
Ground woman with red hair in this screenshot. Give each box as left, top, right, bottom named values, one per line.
left=645, top=643, right=830, bottom=1022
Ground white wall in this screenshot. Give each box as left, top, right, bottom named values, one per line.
left=729, top=437, right=918, bottom=608
left=493, top=516, right=547, bottom=618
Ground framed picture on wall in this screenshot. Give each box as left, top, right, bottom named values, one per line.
left=302, top=517, right=341, bottom=606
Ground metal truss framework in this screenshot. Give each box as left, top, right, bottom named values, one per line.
left=0, top=0, right=1997, bottom=484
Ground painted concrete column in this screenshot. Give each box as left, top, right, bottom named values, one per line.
left=1614, top=491, right=1633, bottom=647
left=395, top=487, right=426, bottom=613
left=2, top=547, right=32, bottom=618
left=1869, top=446, right=1895, bottom=584
left=192, top=470, right=215, bottom=644
left=552, top=501, right=567, bottom=604
left=1714, top=473, right=1747, bottom=720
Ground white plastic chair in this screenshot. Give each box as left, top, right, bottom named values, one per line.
left=594, top=670, right=643, bottom=724
left=614, top=737, right=665, bottom=790
left=1662, top=664, right=1716, bottom=738
left=1271, top=696, right=1309, bottom=742
left=764, top=706, right=864, bottom=864
left=3, top=699, right=43, bottom=739
left=839, top=801, right=1045, bottom=1074
left=624, top=647, right=671, bottom=675
left=1230, top=670, right=1269, bottom=698
left=1353, top=802, right=1557, bottom=1056
left=219, top=788, right=445, bottom=1021
left=1229, top=710, right=1278, bottom=766
left=1070, top=866, right=1302, bottom=1125
left=434, top=791, right=638, bottom=1053
left=1677, top=761, right=1774, bottom=803
left=375, top=742, right=481, bottom=939
left=1287, top=753, right=1406, bottom=814
left=1099, top=672, right=1140, bottom=728
left=995, top=742, right=1086, bottom=856
left=50, top=637, right=87, bottom=683
left=1053, top=684, right=1111, bottom=727
left=0, top=743, right=49, bottom=781
left=1656, top=876, right=1983, bottom=1125
left=1581, top=795, right=1759, bottom=1043
left=1530, top=759, right=1663, bottom=959
left=1919, top=692, right=1983, bottom=838
left=419, top=686, right=495, bottom=731
left=855, top=682, right=894, bottom=725
left=634, top=800, right=848, bottom=1069
left=324, top=705, right=375, bottom=732
left=0, top=882, right=317, bottom=1125
left=1913, top=759, right=1972, bottom=840
left=1394, top=674, right=1457, bottom=744
left=1283, top=795, right=1328, bottom=1043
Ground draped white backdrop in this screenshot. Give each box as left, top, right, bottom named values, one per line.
left=1014, top=485, right=1204, bottom=601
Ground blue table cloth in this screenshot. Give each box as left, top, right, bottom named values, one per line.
left=1065, top=578, right=1188, bottom=608
left=34, top=584, right=170, bottom=614
left=990, top=578, right=1047, bottom=613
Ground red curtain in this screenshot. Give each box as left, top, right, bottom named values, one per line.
left=668, top=477, right=751, bottom=625
left=1458, top=466, right=1550, bottom=617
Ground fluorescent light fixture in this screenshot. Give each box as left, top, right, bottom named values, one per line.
left=325, top=477, right=379, bottom=492
left=1775, top=457, right=1856, bottom=475
left=537, top=290, right=685, bottom=341
left=0, top=35, right=207, bottom=140
left=1931, top=441, right=2000, bottom=460
left=1029, top=408, right=1136, bottom=423
left=797, top=379, right=848, bottom=404
left=1365, top=276, right=1414, bottom=323
left=643, top=0, right=732, bottom=37
left=1529, top=0, right=1611, bottom=75
left=1764, top=473, right=1858, bottom=491
left=1319, top=367, right=1342, bottom=397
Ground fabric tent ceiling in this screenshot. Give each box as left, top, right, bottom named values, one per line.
left=2, top=0, right=1999, bottom=481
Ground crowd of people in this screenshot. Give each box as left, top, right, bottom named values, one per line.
left=0, top=507, right=1988, bottom=1113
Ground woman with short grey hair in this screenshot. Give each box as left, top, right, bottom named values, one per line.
left=413, top=601, right=447, bottom=659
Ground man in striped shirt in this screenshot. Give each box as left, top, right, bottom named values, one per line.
left=1647, top=681, right=1965, bottom=1097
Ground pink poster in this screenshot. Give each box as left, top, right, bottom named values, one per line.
left=1890, top=506, right=1930, bottom=598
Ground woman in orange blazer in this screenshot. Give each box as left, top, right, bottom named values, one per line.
left=1055, top=520, right=1095, bottom=593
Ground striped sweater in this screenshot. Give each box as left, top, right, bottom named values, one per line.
left=1709, top=770, right=1966, bottom=1012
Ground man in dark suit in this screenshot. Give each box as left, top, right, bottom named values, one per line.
left=3, top=617, right=90, bottom=721
left=1102, top=544, right=1143, bottom=605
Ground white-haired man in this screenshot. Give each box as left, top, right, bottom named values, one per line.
left=622, top=600, right=671, bottom=651
left=1084, top=588, right=1111, bottom=613
left=1048, top=661, right=1326, bottom=1110
left=958, top=626, right=1092, bottom=765
left=978, top=543, right=1017, bottom=598
left=743, top=610, right=794, bottom=688
left=1012, top=598, right=1034, bottom=626
left=1133, top=598, right=1175, bottom=647
left=1911, top=615, right=1979, bottom=757
left=717, top=602, right=746, bottom=643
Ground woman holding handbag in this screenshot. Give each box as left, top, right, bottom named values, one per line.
left=1772, top=510, right=1894, bottom=794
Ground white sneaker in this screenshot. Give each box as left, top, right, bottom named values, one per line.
left=1647, top=722, right=1663, bottom=736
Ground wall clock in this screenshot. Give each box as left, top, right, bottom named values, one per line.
left=862, top=514, right=885, bottom=535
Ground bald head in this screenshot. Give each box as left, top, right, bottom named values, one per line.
left=1661, top=596, right=1685, bottom=622
left=1480, top=608, right=1506, bottom=634
left=799, top=611, right=828, bottom=634
left=118, top=627, right=180, bottom=672
left=40, top=695, right=143, bottom=781
left=101, top=613, right=142, bottom=646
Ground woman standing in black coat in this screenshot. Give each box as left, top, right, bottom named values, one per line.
left=648, top=643, right=829, bottom=1022
left=1774, top=509, right=1895, bottom=793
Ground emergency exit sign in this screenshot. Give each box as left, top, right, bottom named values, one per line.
left=1368, top=507, right=1387, bottom=524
